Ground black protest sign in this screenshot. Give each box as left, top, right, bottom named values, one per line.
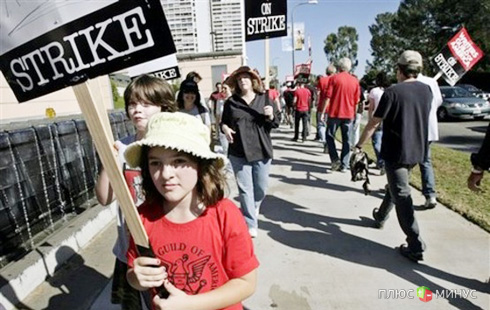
left=245, top=0, right=287, bottom=41
left=148, top=66, right=181, bottom=80
left=432, top=28, right=484, bottom=86
left=0, top=0, right=176, bottom=102
left=126, top=54, right=181, bottom=80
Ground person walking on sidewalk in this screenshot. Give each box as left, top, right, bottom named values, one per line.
left=177, top=79, right=211, bottom=129
left=124, top=112, right=259, bottom=310
left=467, top=122, right=490, bottom=192
left=367, top=72, right=391, bottom=174
left=356, top=50, right=432, bottom=262
left=283, top=82, right=295, bottom=128
left=417, top=73, right=443, bottom=209
left=216, top=80, right=234, bottom=176
left=221, top=66, right=280, bottom=238
left=208, top=82, right=225, bottom=116
left=320, top=58, right=361, bottom=172
left=349, top=79, right=366, bottom=148
left=291, top=81, right=312, bottom=143
left=316, top=64, right=337, bottom=149
left=268, top=84, right=282, bottom=113
left=95, top=75, right=177, bottom=309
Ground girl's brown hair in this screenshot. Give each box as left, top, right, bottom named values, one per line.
left=140, top=146, right=226, bottom=207
left=124, top=75, right=177, bottom=116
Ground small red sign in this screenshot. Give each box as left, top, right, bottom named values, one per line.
left=447, top=28, right=484, bottom=71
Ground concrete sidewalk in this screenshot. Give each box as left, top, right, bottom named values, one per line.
left=15, top=125, right=490, bottom=310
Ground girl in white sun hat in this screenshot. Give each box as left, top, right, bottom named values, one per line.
left=125, top=112, right=258, bottom=310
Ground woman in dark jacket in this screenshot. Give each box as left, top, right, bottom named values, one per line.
left=221, top=66, right=280, bottom=238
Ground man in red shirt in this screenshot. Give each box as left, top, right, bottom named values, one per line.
left=316, top=65, right=337, bottom=150
left=321, top=58, right=360, bottom=171
left=208, top=82, right=226, bottom=118
left=268, top=85, right=282, bottom=113
left=292, top=82, right=312, bottom=142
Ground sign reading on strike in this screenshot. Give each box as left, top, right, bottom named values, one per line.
left=432, top=27, right=484, bottom=86
left=245, top=0, right=287, bottom=42
left=0, top=0, right=176, bottom=102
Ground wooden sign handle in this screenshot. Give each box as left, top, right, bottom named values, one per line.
left=433, top=71, right=443, bottom=81
left=72, top=82, right=148, bottom=248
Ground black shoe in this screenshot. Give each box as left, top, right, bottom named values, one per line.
left=291, top=138, right=298, bottom=142
left=399, top=244, right=423, bottom=263
left=372, top=208, right=384, bottom=228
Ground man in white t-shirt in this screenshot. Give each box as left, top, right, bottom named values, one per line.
left=417, top=74, right=443, bottom=209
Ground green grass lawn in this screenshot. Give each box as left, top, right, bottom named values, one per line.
left=357, top=129, right=490, bottom=232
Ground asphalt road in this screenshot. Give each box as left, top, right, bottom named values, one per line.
left=435, top=118, right=489, bottom=153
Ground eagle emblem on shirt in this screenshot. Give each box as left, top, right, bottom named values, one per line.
left=161, top=254, right=211, bottom=294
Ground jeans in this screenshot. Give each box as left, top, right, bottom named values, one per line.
left=294, top=111, right=309, bottom=140
left=371, top=127, right=384, bottom=168
left=218, top=132, right=234, bottom=175
left=419, top=142, right=436, bottom=199
left=376, top=161, right=426, bottom=253
left=349, top=113, right=362, bottom=146
left=325, top=118, right=352, bottom=169
left=229, top=155, right=271, bottom=229
left=316, top=111, right=326, bottom=142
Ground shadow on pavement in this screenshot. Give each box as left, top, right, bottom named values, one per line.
left=260, top=195, right=489, bottom=310
left=468, top=124, right=489, bottom=134
left=0, top=277, right=34, bottom=310
left=43, top=246, right=109, bottom=310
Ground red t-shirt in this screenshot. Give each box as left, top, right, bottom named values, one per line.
left=127, top=198, right=259, bottom=310
left=317, top=75, right=332, bottom=112
left=268, top=89, right=280, bottom=101
left=210, top=91, right=226, bottom=103
left=326, top=72, right=360, bottom=119
left=294, top=87, right=311, bottom=112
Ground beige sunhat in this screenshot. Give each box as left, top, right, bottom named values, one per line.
left=124, top=112, right=226, bottom=168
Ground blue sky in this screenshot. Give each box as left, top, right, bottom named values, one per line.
left=246, top=0, right=401, bottom=82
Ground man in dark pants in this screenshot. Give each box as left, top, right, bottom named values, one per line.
left=468, top=122, right=490, bottom=191
left=356, top=50, right=432, bottom=262
left=291, top=82, right=311, bottom=142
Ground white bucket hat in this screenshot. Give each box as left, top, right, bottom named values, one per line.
left=124, top=112, right=226, bottom=168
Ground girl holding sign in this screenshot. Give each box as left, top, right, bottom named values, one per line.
left=124, top=112, right=258, bottom=310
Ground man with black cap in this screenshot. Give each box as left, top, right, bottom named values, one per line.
left=355, top=50, right=432, bottom=262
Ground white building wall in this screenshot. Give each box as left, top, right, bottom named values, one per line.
left=210, top=0, right=243, bottom=52
left=195, top=0, right=212, bottom=53
left=161, top=0, right=198, bottom=53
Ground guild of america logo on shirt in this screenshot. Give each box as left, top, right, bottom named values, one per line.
left=157, top=243, right=220, bottom=294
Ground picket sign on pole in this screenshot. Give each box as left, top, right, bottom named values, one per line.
left=433, top=71, right=444, bottom=81
left=88, top=77, right=115, bottom=146
left=72, top=82, right=149, bottom=248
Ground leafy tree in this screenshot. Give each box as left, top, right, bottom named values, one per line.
left=111, top=79, right=125, bottom=109
left=323, top=26, right=359, bottom=71
left=366, top=12, right=400, bottom=78
left=365, top=0, right=489, bottom=80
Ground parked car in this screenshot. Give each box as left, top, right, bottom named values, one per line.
left=457, top=84, right=490, bottom=100
left=438, top=86, right=490, bottom=121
